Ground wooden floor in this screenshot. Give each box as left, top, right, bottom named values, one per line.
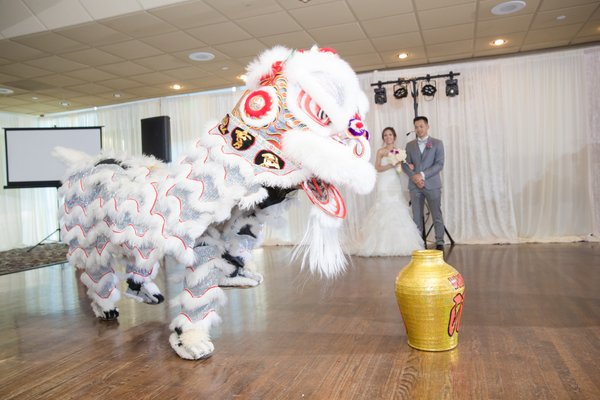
left=0, top=243, right=599, bottom=399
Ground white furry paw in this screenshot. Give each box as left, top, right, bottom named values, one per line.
left=91, top=302, right=119, bottom=320
left=240, top=268, right=263, bottom=283
left=169, top=329, right=214, bottom=360
left=219, top=269, right=263, bottom=288
left=125, top=280, right=164, bottom=304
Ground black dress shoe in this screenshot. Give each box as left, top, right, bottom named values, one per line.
left=435, top=244, right=444, bottom=250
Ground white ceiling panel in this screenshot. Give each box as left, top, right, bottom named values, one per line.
left=79, top=0, right=143, bottom=20
left=187, top=22, right=253, bottom=46
left=309, top=22, right=367, bottom=44
left=361, top=14, right=419, bottom=38
left=418, top=3, right=476, bottom=30
left=23, top=0, right=93, bottom=30
left=288, top=1, right=356, bottom=29
left=346, top=0, right=414, bottom=20
left=149, top=1, right=228, bottom=29
left=237, top=11, right=303, bottom=37
left=371, top=32, right=424, bottom=52
left=0, top=0, right=46, bottom=39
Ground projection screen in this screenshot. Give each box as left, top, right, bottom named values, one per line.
left=4, top=127, right=102, bottom=188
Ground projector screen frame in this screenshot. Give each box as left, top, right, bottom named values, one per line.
left=3, top=126, right=103, bottom=189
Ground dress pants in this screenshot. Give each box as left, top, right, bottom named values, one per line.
left=409, top=187, right=444, bottom=246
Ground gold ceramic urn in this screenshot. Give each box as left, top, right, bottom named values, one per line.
left=395, top=249, right=465, bottom=351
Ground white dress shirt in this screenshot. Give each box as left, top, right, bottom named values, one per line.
left=417, top=136, right=429, bottom=179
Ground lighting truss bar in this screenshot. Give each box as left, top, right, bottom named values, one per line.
left=370, top=72, right=461, bottom=88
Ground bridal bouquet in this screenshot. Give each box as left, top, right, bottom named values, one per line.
left=386, top=148, right=406, bottom=173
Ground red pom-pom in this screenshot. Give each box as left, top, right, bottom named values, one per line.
left=244, top=90, right=272, bottom=118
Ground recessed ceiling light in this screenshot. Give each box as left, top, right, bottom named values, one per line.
left=113, top=93, right=122, bottom=98
left=238, top=74, right=247, bottom=82
left=492, top=38, right=507, bottom=46
left=60, top=101, right=70, bottom=107
left=221, top=66, right=230, bottom=71
left=31, top=96, right=39, bottom=100
left=0, top=87, right=14, bottom=95
left=188, top=51, right=215, bottom=61
left=491, top=1, right=526, bottom=16
left=398, top=52, right=408, bottom=59
left=171, top=84, right=182, bottom=90
left=556, top=15, right=566, bottom=21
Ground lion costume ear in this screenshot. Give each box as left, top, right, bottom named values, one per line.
left=245, top=46, right=293, bottom=89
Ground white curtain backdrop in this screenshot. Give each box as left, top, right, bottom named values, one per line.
left=357, top=45, right=598, bottom=245
left=1, top=45, right=598, bottom=251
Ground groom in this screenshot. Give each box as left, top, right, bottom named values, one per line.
left=401, top=116, right=445, bottom=250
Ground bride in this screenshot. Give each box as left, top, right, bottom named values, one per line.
left=352, top=127, right=424, bottom=256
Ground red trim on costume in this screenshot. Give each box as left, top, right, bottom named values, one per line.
left=179, top=310, right=216, bottom=323
left=111, top=224, right=147, bottom=238
left=68, top=247, right=89, bottom=257
left=259, top=61, right=283, bottom=85
left=184, top=285, right=219, bottom=298
left=63, top=202, right=87, bottom=216
left=319, top=48, right=337, bottom=54
left=120, top=243, right=156, bottom=260
left=84, top=268, right=115, bottom=284
left=130, top=264, right=154, bottom=278
left=297, top=89, right=330, bottom=127
left=95, top=241, right=110, bottom=255
left=126, top=198, right=141, bottom=212
left=95, top=287, right=115, bottom=299
left=301, top=179, right=346, bottom=219
left=64, top=224, right=88, bottom=237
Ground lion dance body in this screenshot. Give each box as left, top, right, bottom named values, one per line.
left=56, top=46, right=376, bottom=360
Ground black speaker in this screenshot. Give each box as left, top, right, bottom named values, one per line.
left=141, top=116, right=171, bottom=162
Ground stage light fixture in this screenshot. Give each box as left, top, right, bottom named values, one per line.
left=445, top=78, right=459, bottom=97
left=393, top=82, right=408, bottom=99
left=374, top=83, right=387, bottom=104
left=445, top=72, right=459, bottom=97
left=421, top=77, right=437, bottom=97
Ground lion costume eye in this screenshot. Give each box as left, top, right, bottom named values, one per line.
left=297, top=89, right=331, bottom=127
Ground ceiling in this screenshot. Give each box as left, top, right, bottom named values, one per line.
left=1, top=0, right=599, bottom=116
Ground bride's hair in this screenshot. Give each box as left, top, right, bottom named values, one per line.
left=382, top=127, right=397, bottom=140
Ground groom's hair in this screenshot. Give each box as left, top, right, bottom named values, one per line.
left=382, top=127, right=397, bottom=140
left=413, top=116, right=429, bottom=124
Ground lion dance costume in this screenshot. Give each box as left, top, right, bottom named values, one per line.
left=56, top=46, right=376, bottom=360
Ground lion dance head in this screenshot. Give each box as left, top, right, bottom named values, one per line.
left=206, top=46, right=376, bottom=277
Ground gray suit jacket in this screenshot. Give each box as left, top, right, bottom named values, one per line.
left=402, top=137, right=444, bottom=191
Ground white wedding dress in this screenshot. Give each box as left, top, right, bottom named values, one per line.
left=352, top=158, right=424, bottom=256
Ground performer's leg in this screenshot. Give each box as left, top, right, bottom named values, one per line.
left=125, top=259, right=165, bottom=304
left=424, top=188, right=444, bottom=246
left=216, top=207, right=267, bottom=288
left=169, top=243, right=227, bottom=360
left=219, top=219, right=264, bottom=287
left=76, top=248, right=121, bottom=320
left=410, top=189, right=425, bottom=234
